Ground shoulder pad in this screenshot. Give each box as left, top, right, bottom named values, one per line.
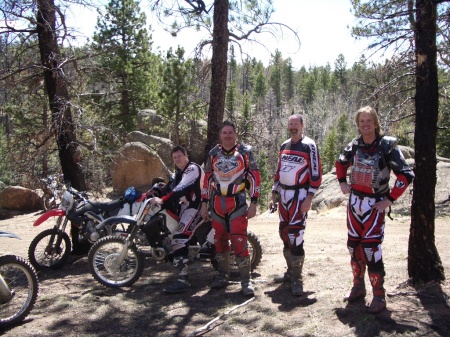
left=208, top=145, right=221, bottom=157
left=237, top=143, right=252, bottom=155
left=350, top=137, right=360, bottom=153
left=379, top=136, right=397, bottom=155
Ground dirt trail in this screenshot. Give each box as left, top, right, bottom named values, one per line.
left=1, top=208, right=449, bottom=337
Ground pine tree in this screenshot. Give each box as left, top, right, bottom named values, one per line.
left=158, top=46, right=202, bottom=145
left=92, top=0, right=159, bottom=132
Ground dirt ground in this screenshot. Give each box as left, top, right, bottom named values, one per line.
left=1, top=205, right=450, bottom=337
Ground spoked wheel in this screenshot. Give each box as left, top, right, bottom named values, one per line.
left=28, top=228, right=71, bottom=270
left=0, top=255, right=39, bottom=328
left=88, top=236, right=144, bottom=288
left=41, top=195, right=57, bottom=211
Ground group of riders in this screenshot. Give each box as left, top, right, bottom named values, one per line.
left=102, top=106, right=414, bottom=315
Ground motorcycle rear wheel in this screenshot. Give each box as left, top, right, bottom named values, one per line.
left=88, top=236, right=144, bottom=288
left=213, top=231, right=263, bottom=277
left=0, top=255, right=39, bottom=328
left=28, top=228, right=71, bottom=270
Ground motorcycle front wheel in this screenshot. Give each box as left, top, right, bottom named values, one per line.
left=28, top=228, right=71, bottom=270
left=88, top=236, right=144, bottom=288
left=0, top=255, right=39, bottom=328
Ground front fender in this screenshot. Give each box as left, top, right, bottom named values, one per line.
left=33, top=209, right=66, bottom=227
left=95, top=215, right=136, bottom=230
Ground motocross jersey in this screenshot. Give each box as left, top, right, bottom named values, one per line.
left=162, top=161, right=204, bottom=209
left=335, top=136, right=414, bottom=201
left=202, top=143, right=260, bottom=202
left=272, top=136, right=322, bottom=196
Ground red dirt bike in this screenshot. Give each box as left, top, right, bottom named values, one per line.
left=0, top=230, right=39, bottom=328
left=88, top=197, right=263, bottom=288
left=28, top=185, right=152, bottom=271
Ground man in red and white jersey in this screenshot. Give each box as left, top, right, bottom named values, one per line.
left=200, top=120, right=261, bottom=296
left=270, top=114, right=322, bottom=297
left=335, top=106, right=414, bottom=314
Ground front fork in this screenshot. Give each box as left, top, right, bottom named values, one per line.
left=114, top=222, right=140, bottom=266
left=0, top=274, right=13, bottom=304
left=48, top=216, right=69, bottom=253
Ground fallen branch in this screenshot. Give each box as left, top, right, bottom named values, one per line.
left=185, top=297, right=256, bottom=337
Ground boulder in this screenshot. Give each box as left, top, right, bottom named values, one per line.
left=110, top=142, right=172, bottom=195
left=137, top=109, right=169, bottom=138
left=126, top=131, right=173, bottom=167
left=0, top=186, right=42, bottom=211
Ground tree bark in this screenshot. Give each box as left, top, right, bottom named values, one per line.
left=36, top=0, right=86, bottom=191
left=408, top=0, right=445, bottom=283
left=204, top=0, right=229, bottom=158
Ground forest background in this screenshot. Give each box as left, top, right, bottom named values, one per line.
left=1, top=0, right=449, bottom=197
left=1, top=0, right=450, bottom=284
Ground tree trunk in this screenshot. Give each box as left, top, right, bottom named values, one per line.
left=36, top=0, right=86, bottom=191
left=204, top=0, right=229, bottom=158
left=408, top=0, right=444, bottom=283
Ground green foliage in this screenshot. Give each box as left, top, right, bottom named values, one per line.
left=321, top=113, right=354, bottom=173
left=321, top=128, right=338, bottom=174
left=255, top=152, right=273, bottom=209
left=91, top=0, right=159, bottom=132
left=157, top=46, right=204, bottom=145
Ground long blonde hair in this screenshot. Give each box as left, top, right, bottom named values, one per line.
left=354, top=106, right=383, bottom=137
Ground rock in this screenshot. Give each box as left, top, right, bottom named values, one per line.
left=0, top=186, right=42, bottom=211
left=110, top=142, right=172, bottom=195
left=137, top=109, right=168, bottom=138
left=126, top=131, right=173, bottom=167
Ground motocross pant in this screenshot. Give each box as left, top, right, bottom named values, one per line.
left=171, top=205, right=203, bottom=264
left=346, top=192, right=386, bottom=292
left=209, top=191, right=249, bottom=257
left=277, top=188, right=308, bottom=257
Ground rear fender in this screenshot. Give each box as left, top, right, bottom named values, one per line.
left=95, top=215, right=136, bottom=230
left=33, top=209, right=66, bottom=227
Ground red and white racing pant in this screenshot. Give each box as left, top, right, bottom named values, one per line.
left=277, top=188, right=308, bottom=256
left=209, top=191, right=249, bottom=257
left=347, top=191, right=386, bottom=294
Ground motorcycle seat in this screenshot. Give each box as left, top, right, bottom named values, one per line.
left=88, top=199, right=126, bottom=212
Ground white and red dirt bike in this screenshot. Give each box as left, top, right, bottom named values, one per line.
left=88, top=197, right=263, bottom=288
left=0, top=230, right=39, bottom=328
left=28, top=186, right=149, bottom=271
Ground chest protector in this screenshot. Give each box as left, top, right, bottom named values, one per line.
left=350, top=150, right=383, bottom=188
left=349, top=136, right=396, bottom=191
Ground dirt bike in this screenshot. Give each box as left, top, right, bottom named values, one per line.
left=28, top=185, right=149, bottom=271
left=0, top=230, right=39, bottom=328
left=88, top=197, right=263, bottom=288
left=39, top=174, right=64, bottom=211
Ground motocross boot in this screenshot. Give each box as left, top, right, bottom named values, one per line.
left=211, top=252, right=230, bottom=289
left=164, top=256, right=190, bottom=294
left=291, top=255, right=305, bottom=297
left=237, top=256, right=254, bottom=297
left=273, top=248, right=292, bottom=283
left=163, top=275, right=190, bottom=294
left=345, top=258, right=367, bottom=302
left=367, top=271, right=386, bottom=314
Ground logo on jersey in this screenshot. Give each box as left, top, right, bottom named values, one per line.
left=215, top=158, right=239, bottom=174
left=281, top=154, right=305, bottom=165
left=395, top=180, right=406, bottom=189
left=280, top=165, right=295, bottom=173
left=310, top=145, right=318, bottom=172
left=184, top=166, right=194, bottom=174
